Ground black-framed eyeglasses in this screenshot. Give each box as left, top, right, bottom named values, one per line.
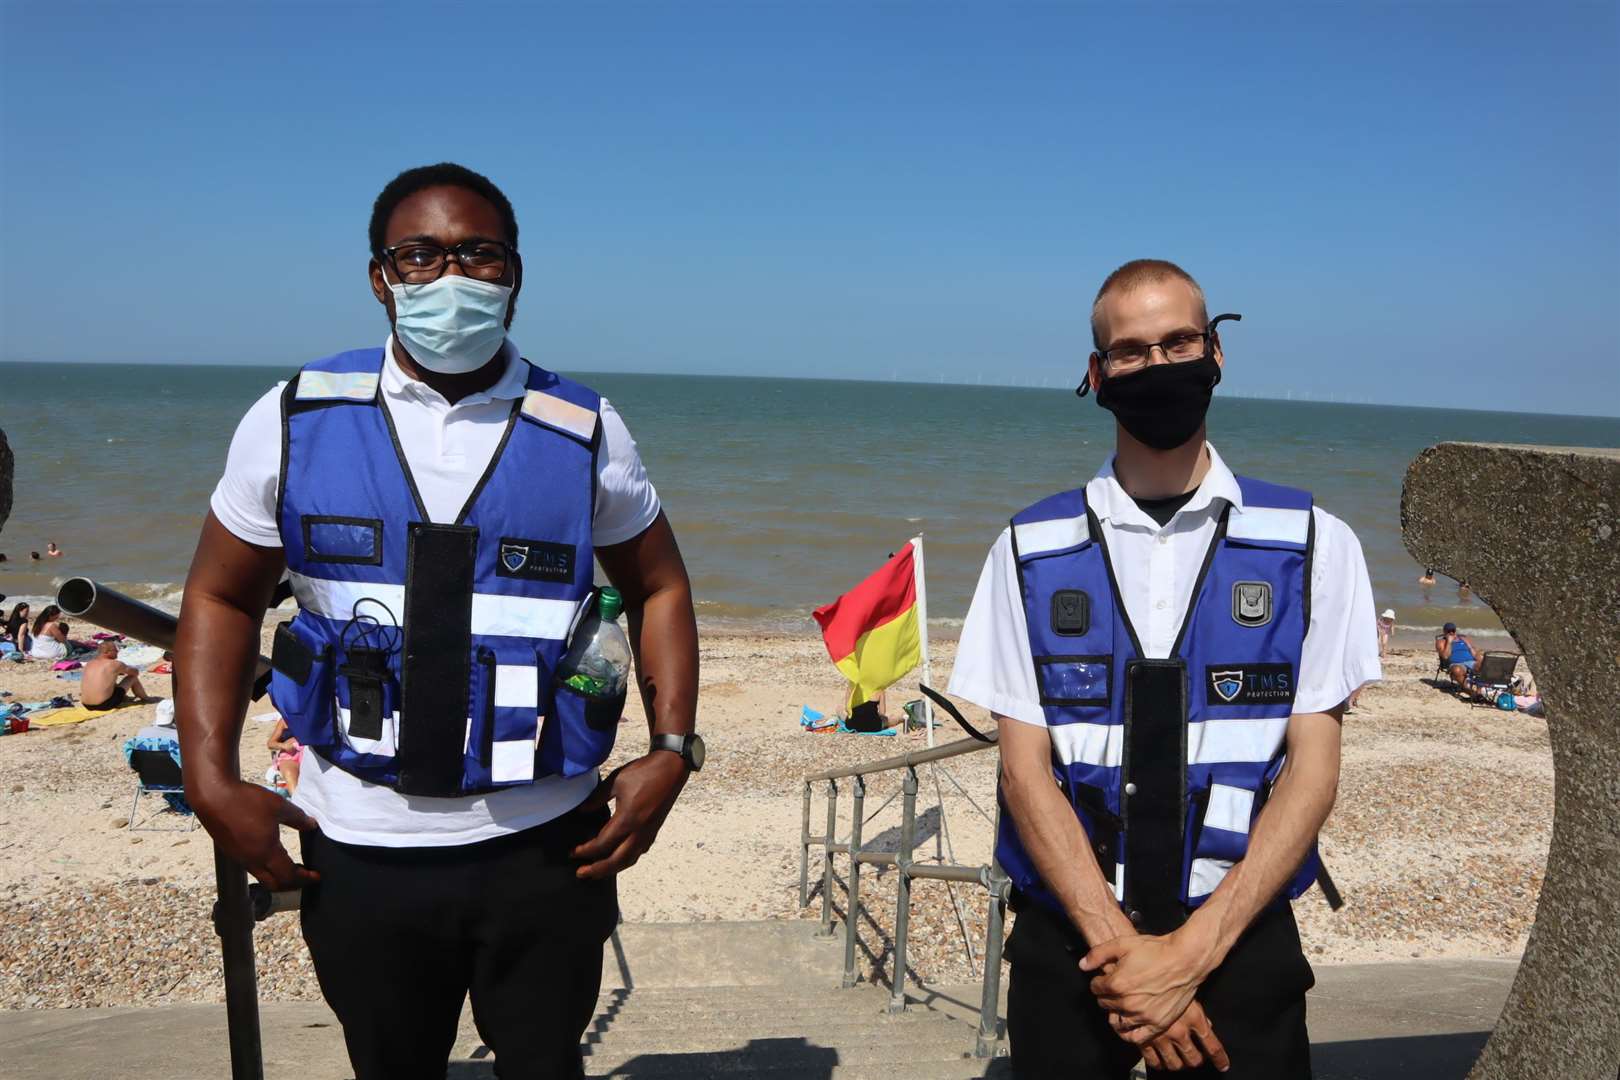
left=1099, top=312, right=1242, bottom=371
left=381, top=239, right=515, bottom=285
left=1077, top=313, right=1240, bottom=397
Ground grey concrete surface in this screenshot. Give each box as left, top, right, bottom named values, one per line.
left=1402, top=443, right=1620, bottom=1080
left=0, top=958, right=1519, bottom=1079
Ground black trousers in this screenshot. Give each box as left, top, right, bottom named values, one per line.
left=299, top=807, right=618, bottom=1080
left=1005, top=900, right=1314, bottom=1079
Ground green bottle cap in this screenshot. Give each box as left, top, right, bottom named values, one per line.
left=598, top=587, right=624, bottom=621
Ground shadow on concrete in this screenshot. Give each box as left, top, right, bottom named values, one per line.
left=446, top=1037, right=842, bottom=1078
left=1313, top=1030, right=1490, bottom=1079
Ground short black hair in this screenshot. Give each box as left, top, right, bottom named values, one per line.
left=368, top=163, right=518, bottom=258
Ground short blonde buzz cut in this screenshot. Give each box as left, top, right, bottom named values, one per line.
left=1090, top=258, right=1208, bottom=351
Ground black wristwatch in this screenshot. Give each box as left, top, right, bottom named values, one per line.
left=650, top=732, right=705, bottom=772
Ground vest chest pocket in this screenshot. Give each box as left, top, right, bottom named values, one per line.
left=301, top=516, right=382, bottom=566
left=539, top=677, right=627, bottom=779
left=270, top=620, right=336, bottom=749
left=1034, top=655, right=1112, bottom=708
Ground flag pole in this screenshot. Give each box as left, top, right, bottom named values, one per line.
left=910, top=535, right=934, bottom=748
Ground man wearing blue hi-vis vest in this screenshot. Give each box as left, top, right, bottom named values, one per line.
left=947, top=260, right=1378, bottom=1077
left=176, top=163, right=703, bottom=1079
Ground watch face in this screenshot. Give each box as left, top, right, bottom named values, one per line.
left=688, top=734, right=706, bottom=771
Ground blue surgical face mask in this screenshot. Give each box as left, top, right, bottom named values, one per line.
left=383, top=267, right=513, bottom=375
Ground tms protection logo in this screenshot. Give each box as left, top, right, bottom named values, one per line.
left=1207, top=664, right=1295, bottom=705
left=495, top=538, right=576, bottom=583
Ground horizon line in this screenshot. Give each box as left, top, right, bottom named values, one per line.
left=2, top=357, right=1617, bottom=422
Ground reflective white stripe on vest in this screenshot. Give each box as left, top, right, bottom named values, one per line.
left=1113, top=862, right=1125, bottom=902
left=1203, top=783, right=1256, bottom=834
left=1188, top=717, right=1289, bottom=764
left=1189, top=857, right=1234, bottom=898
left=521, top=390, right=597, bottom=441
left=492, top=734, right=539, bottom=784
left=1049, top=721, right=1124, bottom=767
left=289, top=573, right=578, bottom=641
left=495, top=665, right=540, bottom=710
left=337, top=705, right=398, bottom=757
left=1227, top=506, right=1310, bottom=545
left=295, top=370, right=380, bottom=402
left=1013, top=515, right=1089, bottom=557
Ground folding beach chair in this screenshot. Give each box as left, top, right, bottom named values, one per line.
left=125, top=742, right=197, bottom=831
left=1467, top=651, right=1521, bottom=708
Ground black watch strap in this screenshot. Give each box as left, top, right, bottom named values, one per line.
left=650, top=733, right=701, bottom=771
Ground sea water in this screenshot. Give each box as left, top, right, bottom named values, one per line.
left=4, top=360, right=1617, bottom=639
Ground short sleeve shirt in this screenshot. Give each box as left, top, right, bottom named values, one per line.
left=207, top=337, right=662, bottom=847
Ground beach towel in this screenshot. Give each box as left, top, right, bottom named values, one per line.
left=800, top=705, right=839, bottom=733
left=52, top=660, right=82, bottom=671
left=33, top=699, right=139, bottom=726
left=146, top=660, right=173, bottom=675
left=117, top=644, right=165, bottom=668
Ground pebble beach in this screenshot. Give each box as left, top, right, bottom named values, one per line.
left=0, top=626, right=1551, bottom=1008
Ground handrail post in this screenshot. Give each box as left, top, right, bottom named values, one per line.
left=888, top=766, right=918, bottom=1013
left=799, top=780, right=812, bottom=908
left=819, top=779, right=838, bottom=937
left=975, top=792, right=1010, bottom=1059
left=842, top=774, right=866, bottom=988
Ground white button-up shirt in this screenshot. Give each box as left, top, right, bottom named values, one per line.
left=947, top=444, right=1380, bottom=725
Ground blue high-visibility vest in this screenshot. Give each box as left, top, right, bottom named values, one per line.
left=997, top=477, right=1321, bottom=932
left=269, top=347, right=615, bottom=797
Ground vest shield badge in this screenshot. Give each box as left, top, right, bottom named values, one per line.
left=1211, top=669, right=1244, bottom=703
left=501, top=543, right=529, bottom=574
left=1232, top=581, right=1272, bottom=627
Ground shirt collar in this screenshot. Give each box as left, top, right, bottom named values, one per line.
left=379, top=335, right=528, bottom=408
left=1085, top=442, right=1245, bottom=528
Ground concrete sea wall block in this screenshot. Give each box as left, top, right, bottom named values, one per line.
left=1402, top=442, right=1619, bottom=1080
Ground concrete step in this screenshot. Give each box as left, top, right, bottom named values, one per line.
left=589, top=1023, right=978, bottom=1062
left=587, top=1062, right=1003, bottom=1080
left=602, top=920, right=842, bottom=989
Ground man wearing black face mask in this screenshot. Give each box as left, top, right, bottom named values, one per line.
left=948, top=260, right=1378, bottom=1076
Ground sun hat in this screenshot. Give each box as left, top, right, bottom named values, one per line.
left=1381, top=608, right=1395, bottom=620
left=154, top=699, right=176, bottom=727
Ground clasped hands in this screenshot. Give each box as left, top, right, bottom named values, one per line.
left=1080, top=926, right=1231, bottom=1073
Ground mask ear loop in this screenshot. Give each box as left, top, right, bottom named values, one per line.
left=1205, top=313, right=1241, bottom=390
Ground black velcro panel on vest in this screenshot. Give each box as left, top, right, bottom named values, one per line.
left=396, top=523, right=477, bottom=796
left=1122, top=659, right=1188, bottom=935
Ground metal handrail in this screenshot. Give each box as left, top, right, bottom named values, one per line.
left=799, top=733, right=1010, bottom=1059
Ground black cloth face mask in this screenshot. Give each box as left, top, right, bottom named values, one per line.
left=1091, top=355, right=1222, bottom=451
left=1076, top=313, right=1240, bottom=451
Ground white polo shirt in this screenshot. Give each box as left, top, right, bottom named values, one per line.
left=947, top=444, right=1379, bottom=726
left=210, top=337, right=661, bottom=847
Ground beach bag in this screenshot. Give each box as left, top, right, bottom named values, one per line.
left=1495, top=693, right=1517, bottom=712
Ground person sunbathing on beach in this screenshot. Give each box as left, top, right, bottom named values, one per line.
left=4, top=603, right=30, bottom=650
left=1435, top=622, right=1477, bottom=691
left=81, top=640, right=157, bottom=710
left=27, top=607, right=68, bottom=661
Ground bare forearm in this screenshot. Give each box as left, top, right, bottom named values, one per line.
left=626, top=579, right=699, bottom=738
left=176, top=591, right=267, bottom=799
left=1003, top=769, right=1133, bottom=947
left=1178, top=714, right=1341, bottom=972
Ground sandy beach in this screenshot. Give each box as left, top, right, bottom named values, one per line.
left=0, top=622, right=1551, bottom=1009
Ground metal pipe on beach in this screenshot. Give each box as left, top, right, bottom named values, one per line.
left=55, top=577, right=277, bottom=1080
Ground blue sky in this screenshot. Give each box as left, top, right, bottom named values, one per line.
left=2, top=2, right=1616, bottom=415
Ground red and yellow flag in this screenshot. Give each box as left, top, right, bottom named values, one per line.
left=813, top=543, right=922, bottom=711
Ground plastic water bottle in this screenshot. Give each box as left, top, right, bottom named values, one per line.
left=557, top=587, right=631, bottom=698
